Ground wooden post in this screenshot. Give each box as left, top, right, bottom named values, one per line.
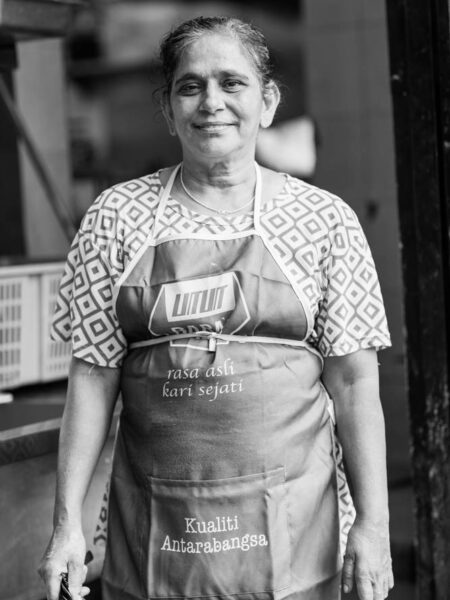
left=385, top=1, right=450, bottom=598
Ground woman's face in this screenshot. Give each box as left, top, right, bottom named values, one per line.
left=164, top=32, right=279, bottom=162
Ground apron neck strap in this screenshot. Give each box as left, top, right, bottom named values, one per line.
left=253, top=162, right=262, bottom=231
left=152, top=163, right=181, bottom=237
left=153, top=161, right=262, bottom=236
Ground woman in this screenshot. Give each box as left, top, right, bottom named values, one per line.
left=39, top=16, right=394, bottom=600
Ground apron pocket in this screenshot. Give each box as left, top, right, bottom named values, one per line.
left=147, top=467, right=291, bottom=599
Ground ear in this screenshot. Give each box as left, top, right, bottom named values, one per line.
left=260, top=82, right=281, bottom=129
left=162, top=90, right=177, bottom=136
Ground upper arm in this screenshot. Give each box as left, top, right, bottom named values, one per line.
left=322, top=348, right=380, bottom=403
left=51, top=190, right=128, bottom=368
left=314, top=200, right=391, bottom=358
left=67, top=356, right=121, bottom=412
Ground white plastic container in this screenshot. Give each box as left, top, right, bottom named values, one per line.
left=0, top=262, right=70, bottom=389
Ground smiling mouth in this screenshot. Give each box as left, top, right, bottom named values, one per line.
left=194, top=123, right=234, bottom=132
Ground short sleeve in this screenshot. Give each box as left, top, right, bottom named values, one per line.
left=314, top=202, right=391, bottom=357
left=51, top=198, right=128, bottom=368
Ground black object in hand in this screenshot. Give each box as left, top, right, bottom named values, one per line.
left=59, top=551, right=93, bottom=600
left=59, top=573, right=71, bottom=600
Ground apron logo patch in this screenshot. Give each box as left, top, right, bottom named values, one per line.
left=165, top=273, right=236, bottom=322
left=149, top=272, right=251, bottom=340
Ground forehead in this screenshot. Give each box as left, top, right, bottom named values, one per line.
left=174, top=32, right=258, bottom=77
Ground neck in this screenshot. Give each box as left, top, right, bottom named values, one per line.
left=182, top=156, right=255, bottom=188
left=178, top=155, right=257, bottom=214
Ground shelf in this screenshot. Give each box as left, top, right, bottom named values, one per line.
left=0, top=0, right=83, bottom=39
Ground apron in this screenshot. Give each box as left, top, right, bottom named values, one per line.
left=101, top=164, right=351, bottom=600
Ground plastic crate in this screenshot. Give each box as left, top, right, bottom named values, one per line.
left=0, top=275, right=40, bottom=388
left=0, top=263, right=70, bottom=390
left=40, top=269, right=71, bottom=381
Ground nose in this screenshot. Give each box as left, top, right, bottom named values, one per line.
left=199, top=82, right=225, bottom=113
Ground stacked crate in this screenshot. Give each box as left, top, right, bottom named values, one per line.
left=0, top=263, right=71, bottom=389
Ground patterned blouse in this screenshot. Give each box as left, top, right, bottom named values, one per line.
left=51, top=170, right=391, bottom=367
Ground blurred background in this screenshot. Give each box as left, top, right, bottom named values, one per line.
left=0, top=1, right=412, bottom=599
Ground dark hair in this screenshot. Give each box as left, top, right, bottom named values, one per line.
left=159, top=16, right=276, bottom=94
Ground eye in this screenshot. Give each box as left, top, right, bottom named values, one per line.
left=178, top=82, right=202, bottom=95
left=223, top=79, right=244, bottom=92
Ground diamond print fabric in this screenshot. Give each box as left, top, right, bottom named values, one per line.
left=51, top=170, right=390, bottom=367
left=313, top=201, right=390, bottom=356
left=257, top=176, right=391, bottom=356
left=51, top=178, right=160, bottom=367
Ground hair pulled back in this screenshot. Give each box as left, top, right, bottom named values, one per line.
left=159, top=16, right=276, bottom=94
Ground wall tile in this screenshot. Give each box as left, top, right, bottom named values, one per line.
left=361, top=0, right=387, bottom=24
left=364, top=114, right=397, bottom=197
left=358, top=23, right=393, bottom=113
left=306, top=28, right=362, bottom=116
left=312, top=115, right=364, bottom=198
left=304, top=0, right=363, bottom=28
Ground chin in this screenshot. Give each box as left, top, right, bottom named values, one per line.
left=196, top=142, right=237, bottom=158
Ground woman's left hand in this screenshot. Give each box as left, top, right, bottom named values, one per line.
left=342, top=516, right=394, bottom=600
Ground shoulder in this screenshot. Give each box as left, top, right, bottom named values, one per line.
left=264, top=169, right=361, bottom=236
left=82, top=171, right=164, bottom=227
left=78, top=171, right=164, bottom=245
left=285, top=175, right=354, bottom=222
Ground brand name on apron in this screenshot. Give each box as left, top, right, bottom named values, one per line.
left=164, top=273, right=236, bottom=322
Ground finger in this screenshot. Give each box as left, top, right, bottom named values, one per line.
left=342, top=554, right=355, bottom=593
left=38, top=566, right=63, bottom=600
left=46, top=575, right=63, bottom=600
left=70, top=589, right=90, bottom=600
left=68, top=559, right=85, bottom=595
left=381, top=575, right=389, bottom=599
left=373, top=580, right=384, bottom=600
left=388, top=567, right=394, bottom=590
left=356, top=576, right=373, bottom=600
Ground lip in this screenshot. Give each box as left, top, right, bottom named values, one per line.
left=193, top=122, right=235, bottom=131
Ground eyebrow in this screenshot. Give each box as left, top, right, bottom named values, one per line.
left=174, top=71, right=251, bottom=86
